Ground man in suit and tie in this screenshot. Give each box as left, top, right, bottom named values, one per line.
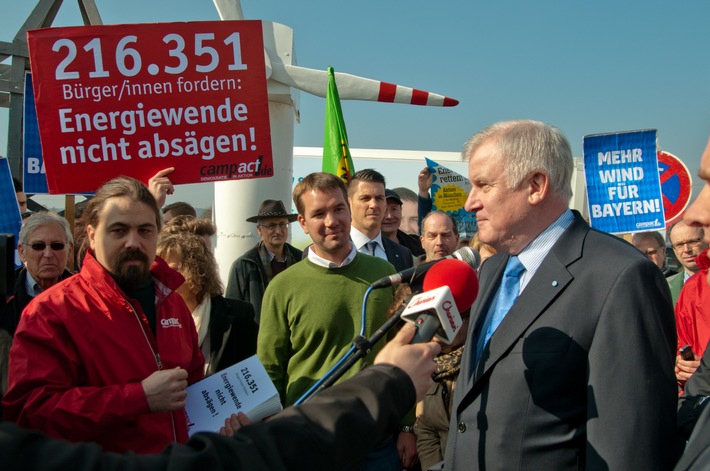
left=441, top=120, right=677, bottom=470
left=348, top=169, right=413, bottom=272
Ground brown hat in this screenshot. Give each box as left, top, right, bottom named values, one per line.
left=246, top=199, right=299, bottom=223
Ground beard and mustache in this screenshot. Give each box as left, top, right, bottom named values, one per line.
left=111, top=248, right=151, bottom=290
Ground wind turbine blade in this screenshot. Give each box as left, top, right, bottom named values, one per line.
left=271, top=63, right=458, bottom=107
left=214, top=1, right=273, bottom=79
left=213, top=0, right=244, bottom=21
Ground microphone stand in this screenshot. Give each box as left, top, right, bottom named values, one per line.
left=298, top=290, right=417, bottom=403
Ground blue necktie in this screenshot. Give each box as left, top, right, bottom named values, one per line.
left=475, top=256, right=525, bottom=363
left=366, top=241, right=377, bottom=256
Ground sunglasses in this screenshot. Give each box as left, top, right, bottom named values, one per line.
left=29, top=242, right=67, bottom=252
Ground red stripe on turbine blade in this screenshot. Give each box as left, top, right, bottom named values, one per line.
left=443, top=97, right=459, bottom=107
left=378, top=82, right=397, bottom=102
left=410, top=89, right=429, bottom=105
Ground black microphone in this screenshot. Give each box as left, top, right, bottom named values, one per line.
left=370, top=246, right=481, bottom=289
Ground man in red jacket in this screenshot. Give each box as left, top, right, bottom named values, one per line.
left=3, top=176, right=204, bottom=454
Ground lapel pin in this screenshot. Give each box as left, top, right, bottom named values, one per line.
left=552, top=281, right=559, bottom=287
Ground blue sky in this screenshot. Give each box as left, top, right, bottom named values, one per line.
left=3, top=0, right=709, bottom=203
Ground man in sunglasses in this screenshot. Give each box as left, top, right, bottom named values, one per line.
left=1, top=211, right=74, bottom=336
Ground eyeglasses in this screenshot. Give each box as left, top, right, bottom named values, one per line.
left=643, top=248, right=661, bottom=257
left=672, top=238, right=703, bottom=251
left=29, top=242, right=67, bottom=252
left=258, top=222, right=289, bottom=230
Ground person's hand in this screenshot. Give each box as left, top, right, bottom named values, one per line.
left=417, top=167, right=432, bottom=197
left=148, top=167, right=175, bottom=208
left=219, top=412, right=252, bottom=437
left=141, top=367, right=188, bottom=412
left=397, top=430, right=419, bottom=469
left=676, top=355, right=701, bottom=385
left=374, top=323, right=440, bottom=402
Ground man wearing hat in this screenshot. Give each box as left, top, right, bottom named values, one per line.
left=225, top=200, right=302, bottom=324
left=382, top=189, right=425, bottom=257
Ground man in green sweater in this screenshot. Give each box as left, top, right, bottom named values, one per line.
left=258, top=172, right=406, bottom=469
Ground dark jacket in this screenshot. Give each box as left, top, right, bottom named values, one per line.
left=207, top=295, right=258, bottom=375
left=225, top=242, right=302, bottom=324
left=0, top=267, right=73, bottom=336
left=0, top=364, right=415, bottom=471
left=396, top=230, right=425, bottom=257
left=382, top=237, right=413, bottom=272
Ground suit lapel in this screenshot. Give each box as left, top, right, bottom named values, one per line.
left=458, top=214, right=589, bottom=403
left=383, top=238, right=400, bottom=268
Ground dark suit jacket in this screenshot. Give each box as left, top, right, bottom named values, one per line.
left=678, top=341, right=710, bottom=440
left=207, top=295, right=258, bottom=375
left=383, top=237, right=413, bottom=272
left=676, top=401, right=710, bottom=470
left=0, top=364, right=415, bottom=471
left=443, top=212, right=677, bottom=470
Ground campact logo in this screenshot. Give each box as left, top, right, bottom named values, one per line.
left=200, top=155, right=274, bottom=181
left=160, top=318, right=182, bottom=328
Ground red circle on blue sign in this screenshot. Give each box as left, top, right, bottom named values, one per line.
left=657, top=150, right=692, bottom=224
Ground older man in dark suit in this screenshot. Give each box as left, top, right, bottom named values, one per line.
left=441, top=120, right=677, bottom=470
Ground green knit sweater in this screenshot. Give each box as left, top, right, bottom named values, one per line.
left=257, top=253, right=396, bottom=406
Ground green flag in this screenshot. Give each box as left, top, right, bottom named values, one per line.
left=322, top=66, right=354, bottom=183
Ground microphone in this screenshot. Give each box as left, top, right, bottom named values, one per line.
left=371, top=246, right=481, bottom=289
left=401, top=258, right=479, bottom=344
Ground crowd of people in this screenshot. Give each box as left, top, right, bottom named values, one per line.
left=1, top=119, right=710, bottom=470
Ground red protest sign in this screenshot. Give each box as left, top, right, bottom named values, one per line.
left=27, top=20, right=272, bottom=194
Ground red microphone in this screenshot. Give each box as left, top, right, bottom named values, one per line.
left=402, top=259, right=479, bottom=343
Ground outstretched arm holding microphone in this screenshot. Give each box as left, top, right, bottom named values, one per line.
left=0, top=324, right=439, bottom=471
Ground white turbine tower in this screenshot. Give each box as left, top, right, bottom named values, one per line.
left=212, top=0, right=458, bottom=283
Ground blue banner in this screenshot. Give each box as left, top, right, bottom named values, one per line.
left=583, top=130, right=664, bottom=234
left=23, top=72, right=49, bottom=194
left=0, top=157, right=24, bottom=268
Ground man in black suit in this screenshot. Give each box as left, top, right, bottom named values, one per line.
left=441, top=120, right=677, bottom=470
left=347, top=169, right=413, bottom=272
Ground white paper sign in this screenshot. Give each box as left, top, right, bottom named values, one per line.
left=185, top=354, right=282, bottom=436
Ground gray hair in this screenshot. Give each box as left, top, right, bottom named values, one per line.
left=632, top=231, right=665, bottom=247
left=19, top=211, right=73, bottom=246
left=462, top=120, right=574, bottom=203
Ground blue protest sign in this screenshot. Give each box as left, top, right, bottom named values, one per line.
left=583, top=130, right=664, bottom=234
left=23, top=72, right=49, bottom=194
left=0, top=157, right=24, bottom=267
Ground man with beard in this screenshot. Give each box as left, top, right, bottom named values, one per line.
left=3, top=176, right=204, bottom=454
